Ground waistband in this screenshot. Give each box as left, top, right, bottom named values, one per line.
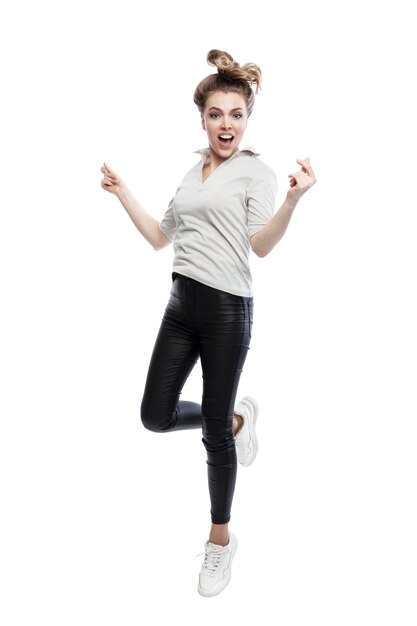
left=172, top=272, right=253, bottom=302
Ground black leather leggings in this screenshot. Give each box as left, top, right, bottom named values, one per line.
left=140, top=272, right=253, bottom=524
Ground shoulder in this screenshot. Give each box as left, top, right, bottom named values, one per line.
left=239, top=152, right=277, bottom=189
left=239, top=149, right=276, bottom=176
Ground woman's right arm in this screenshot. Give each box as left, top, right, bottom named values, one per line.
left=100, top=162, right=171, bottom=251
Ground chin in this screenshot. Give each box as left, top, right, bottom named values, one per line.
left=215, top=142, right=238, bottom=155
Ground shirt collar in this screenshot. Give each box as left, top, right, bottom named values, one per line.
left=193, top=146, right=261, bottom=157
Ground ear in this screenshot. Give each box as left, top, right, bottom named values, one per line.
left=201, top=115, right=206, bottom=131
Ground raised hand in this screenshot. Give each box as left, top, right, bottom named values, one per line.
left=287, top=157, right=316, bottom=202
left=100, top=162, right=124, bottom=195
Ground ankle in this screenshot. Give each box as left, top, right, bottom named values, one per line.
left=233, top=413, right=243, bottom=436
left=209, top=523, right=229, bottom=546
left=209, top=535, right=229, bottom=547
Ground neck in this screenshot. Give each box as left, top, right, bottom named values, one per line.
left=207, top=146, right=239, bottom=169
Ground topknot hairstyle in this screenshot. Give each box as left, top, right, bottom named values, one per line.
left=193, top=49, right=262, bottom=117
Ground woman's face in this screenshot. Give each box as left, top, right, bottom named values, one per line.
left=201, top=91, right=248, bottom=164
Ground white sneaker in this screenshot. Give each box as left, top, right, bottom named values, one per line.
left=198, top=532, right=238, bottom=597
left=234, top=396, right=259, bottom=467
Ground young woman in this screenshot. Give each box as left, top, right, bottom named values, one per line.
left=100, top=49, right=316, bottom=597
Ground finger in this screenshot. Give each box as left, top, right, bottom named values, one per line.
left=296, top=159, right=307, bottom=173
left=296, top=158, right=311, bottom=166
left=296, top=158, right=314, bottom=176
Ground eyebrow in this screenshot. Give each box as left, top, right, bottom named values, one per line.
left=208, top=106, right=244, bottom=112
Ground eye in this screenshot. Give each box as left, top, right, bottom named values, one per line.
left=209, top=113, right=220, bottom=119
left=233, top=113, right=243, bottom=119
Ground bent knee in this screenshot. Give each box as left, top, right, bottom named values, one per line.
left=140, top=401, right=171, bottom=433
left=140, top=409, right=162, bottom=432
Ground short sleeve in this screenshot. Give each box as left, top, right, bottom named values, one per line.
left=246, top=166, right=278, bottom=238
left=159, top=195, right=178, bottom=241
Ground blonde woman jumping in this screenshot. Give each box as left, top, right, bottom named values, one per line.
left=100, top=48, right=316, bottom=597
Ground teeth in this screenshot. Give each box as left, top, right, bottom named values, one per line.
left=219, top=134, right=233, bottom=139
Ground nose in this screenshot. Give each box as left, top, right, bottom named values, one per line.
left=222, top=118, right=232, bottom=130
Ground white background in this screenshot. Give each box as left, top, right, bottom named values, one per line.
left=1, top=1, right=416, bottom=624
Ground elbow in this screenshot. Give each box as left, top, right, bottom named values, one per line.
left=250, top=232, right=268, bottom=258
left=254, top=248, right=269, bottom=258
left=153, top=242, right=168, bottom=252
left=251, top=240, right=269, bottom=258
left=153, top=229, right=172, bottom=251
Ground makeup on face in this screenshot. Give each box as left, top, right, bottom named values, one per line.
left=202, top=92, right=248, bottom=164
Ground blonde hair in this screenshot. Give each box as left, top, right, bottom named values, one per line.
left=193, top=49, right=262, bottom=117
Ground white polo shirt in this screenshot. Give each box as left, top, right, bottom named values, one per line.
left=159, top=146, right=278, bottom=297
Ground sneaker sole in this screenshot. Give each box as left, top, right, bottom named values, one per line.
left=239, top=396, right=259, bottom=467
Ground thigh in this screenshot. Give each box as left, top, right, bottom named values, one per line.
left=198, top=296, right=253, bottom=428
left=141, top=294, right=200, bottom=431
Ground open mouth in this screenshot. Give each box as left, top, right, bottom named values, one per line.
left=218, top=134, right=234, bottom=145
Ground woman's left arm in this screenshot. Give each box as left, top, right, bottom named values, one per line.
left=250, top=157, right=317, bottom=258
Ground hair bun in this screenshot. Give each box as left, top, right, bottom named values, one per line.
left=206, top=49, right=262, bottom=94
left=207, top=49, right=238, bottom=73
left=193, top=50, right=262, bottom=116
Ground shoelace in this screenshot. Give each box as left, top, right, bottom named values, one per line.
left=196, top=546, right=227, bottom=577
